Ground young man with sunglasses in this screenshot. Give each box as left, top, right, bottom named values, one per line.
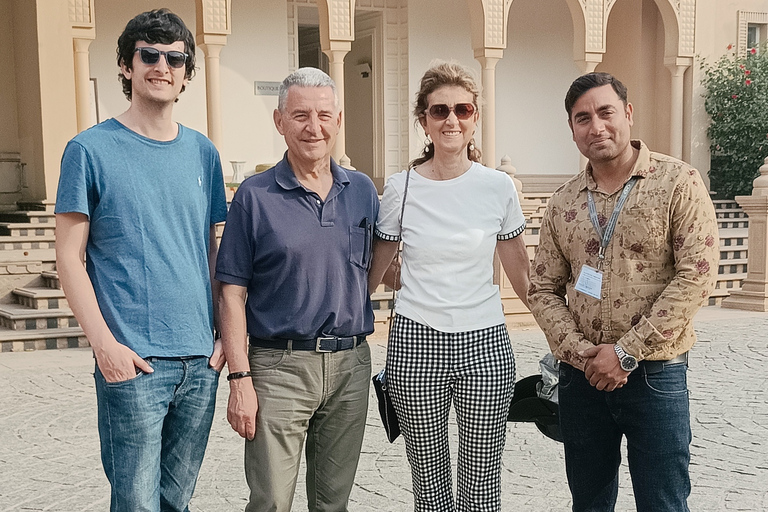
left=55, top=9, right=227, bottom=511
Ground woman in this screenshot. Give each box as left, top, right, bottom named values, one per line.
left=368, top=61, right=531, bottom=512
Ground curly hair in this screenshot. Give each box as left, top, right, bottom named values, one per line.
left=116, top=8, right=196, bottom=101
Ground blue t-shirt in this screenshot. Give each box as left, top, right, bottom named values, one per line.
left=215, top=154, right=379, bottom=340
left=55, top=118, right=228, bottom=358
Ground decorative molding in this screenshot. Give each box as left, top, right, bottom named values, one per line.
left=585, top=0, right=605, bottom=53
left=68, top=0, right=94, bottom=29
left=329, top=0, right=354, bottom=39
left=678, top=0, right=696, bottom=56
left=738, top=11, right=768, bottom=57
left=484, top=0, right=508, bottom=48
left=201, top=0, right=231, bottom=35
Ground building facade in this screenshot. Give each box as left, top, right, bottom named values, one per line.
left=1, top=0, right=767, bottom=202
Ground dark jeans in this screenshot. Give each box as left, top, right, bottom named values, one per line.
left=558, top=362, right=691, bottom=512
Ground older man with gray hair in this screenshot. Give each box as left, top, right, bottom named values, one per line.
left=216, top=67, right=379, bottom=512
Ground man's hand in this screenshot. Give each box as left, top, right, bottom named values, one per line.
left=227, top=379, right=259, bottom=440
left=94, top=339, right=154, bottom=383
left=209, top=338, right=226, bottom=372
left=579, top=344, right=629, bottom=391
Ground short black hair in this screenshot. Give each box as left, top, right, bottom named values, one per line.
left=116, top=8, right=196, bottom=101
left=564, top=72, right=628, bottom=119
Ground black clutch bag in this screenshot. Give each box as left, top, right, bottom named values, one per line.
left=372, top=368, right=400, bottom=443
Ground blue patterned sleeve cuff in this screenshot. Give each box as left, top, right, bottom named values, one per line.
left=375, top=228, right=400, bottom=242
left=497, top=221, right=526, bottom=241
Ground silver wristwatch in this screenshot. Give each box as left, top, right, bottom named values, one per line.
left=614, top=344, right=639, bottom=372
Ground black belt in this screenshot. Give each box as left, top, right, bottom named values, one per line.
left=248, top=335, right=366, bottom=353
left=640, top=352, right=688, bottom=374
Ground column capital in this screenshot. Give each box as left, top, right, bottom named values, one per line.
left=473, top=47, right=504, bottom=62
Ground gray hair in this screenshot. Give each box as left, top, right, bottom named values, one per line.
left=277, top=67, right=339, bottom=112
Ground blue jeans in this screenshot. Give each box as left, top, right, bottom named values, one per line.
left=558, top=362, right=691, bottom=512
left=94, top=356, right=220, bottom=512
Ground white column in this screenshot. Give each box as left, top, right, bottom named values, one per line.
left=666, top=59, right=690, bottom=161
left=475, top=50, right=502, bottom=167
left=199, top=36, right=227, bottom=150
left=324, top=44, right=351, bottom=164
left=73, top=37, right=94, bottom=132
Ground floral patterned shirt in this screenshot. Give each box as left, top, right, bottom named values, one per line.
left=528, top=140, right=718, bottom=370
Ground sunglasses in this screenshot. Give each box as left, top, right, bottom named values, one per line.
left=134, top=47, right=188, bottom=69
left=427, top=103, right=476, bottom=120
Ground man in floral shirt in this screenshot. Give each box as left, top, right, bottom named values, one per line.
left=528, top=72, right=718, bottom=512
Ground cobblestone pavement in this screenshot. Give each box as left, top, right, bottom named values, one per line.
left=0, top=306, right=766, bottom=511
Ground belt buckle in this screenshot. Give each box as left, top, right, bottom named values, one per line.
left=315, top=336, right=336, bottom=353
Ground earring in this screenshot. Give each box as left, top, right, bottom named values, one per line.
left=424, top=136, right=432, bottom=153
left=469, top=139, right=475, bottom=152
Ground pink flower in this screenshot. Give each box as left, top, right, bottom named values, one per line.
left=564, top=209, right=577, bottom=222
left=751, top=48, right=757, bottom=54
left=745, top=69, right=751, bottom=75
left=705, top=234, right=715, bottom=247
left=732, top=94, right=738, bottom=99
left=696, top=259, right=710, bottom=274
left=727, top=44, right=733, bottom=50
left=662, top=329, right=675, bottom=339
left=657, top=310, right=668, bottom=317
left=746, top=79, right=752, bottom=85
left=740, top=64, right=745, bottom=69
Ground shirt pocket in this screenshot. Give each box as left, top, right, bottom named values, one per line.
left=619, top=206, right=668, bottom=258
left=349, top=225, right=371, bottom=269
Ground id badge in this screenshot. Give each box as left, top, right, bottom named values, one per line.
left=574, top=265, right=603, bottom=299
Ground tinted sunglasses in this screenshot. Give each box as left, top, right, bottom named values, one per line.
left=134, top=47, right=188, bottom=69
left=427, top=103, right=476, bottom=120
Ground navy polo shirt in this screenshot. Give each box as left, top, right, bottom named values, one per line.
left=215, top=154, right=379, bottom=340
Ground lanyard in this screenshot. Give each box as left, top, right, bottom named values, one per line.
left=587, top=177, right=638, bottom=270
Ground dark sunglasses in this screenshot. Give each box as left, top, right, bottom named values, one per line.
left=427, top=103, right=476, bottom=120
left=134, top=47, right=188, bottom=69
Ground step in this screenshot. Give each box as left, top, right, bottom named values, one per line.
left=0, top=210, right=55, bottom=224
left=0, top=326, right=87, bottom=352
left=0, top=223, right=56, bottom=237
left=41, top=270, right=61, bottom=289
left=0, top=260, right=49, bottom=276
left=0, top=303, right=78, bottom=330
left=16, top=200, right=55, bottom=213
left=0, top=248, right=56, bottom=264
left=13, top=286, right=68, bottom=310
left=0, top=234, right=55, bottom=250
left=374, top=309, right=391, bottom=324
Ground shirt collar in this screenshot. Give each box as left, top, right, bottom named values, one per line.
left=579, top=140, right=651, bottom=192
left=273, top=152, right=351, bottom=192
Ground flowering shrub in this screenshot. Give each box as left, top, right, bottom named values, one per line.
left=701, top=44, right=768, bottom=198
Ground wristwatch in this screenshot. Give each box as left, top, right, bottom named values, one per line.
left=614, top=344, right=639, bottom=372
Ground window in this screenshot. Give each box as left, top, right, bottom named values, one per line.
left=738, top=11, right=768, bottom=56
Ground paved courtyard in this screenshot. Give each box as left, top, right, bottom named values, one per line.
left=0, top=306, right=766, bottom=511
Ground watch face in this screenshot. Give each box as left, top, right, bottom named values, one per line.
left=620, top=356, right=638, bottom=371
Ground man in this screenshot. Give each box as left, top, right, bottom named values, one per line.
left=528, top=72, right=718, bottom=512
left=216, top=67, right=379, bottom=512
left=55, top=9, right=227, bottom=512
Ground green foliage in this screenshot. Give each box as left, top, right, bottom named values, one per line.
left=701, top=44, right=768, bottom=198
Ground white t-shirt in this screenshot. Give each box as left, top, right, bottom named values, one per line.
left=375, top=162, right=526, bottom=332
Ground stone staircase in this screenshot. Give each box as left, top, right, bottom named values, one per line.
left=0, top=202, right=87, bottom=352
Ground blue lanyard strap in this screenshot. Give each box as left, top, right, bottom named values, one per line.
left=587, top=177, right=638, bottom=270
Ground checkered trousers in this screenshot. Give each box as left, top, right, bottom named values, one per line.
left=386, top=315, right=516, bottom=512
